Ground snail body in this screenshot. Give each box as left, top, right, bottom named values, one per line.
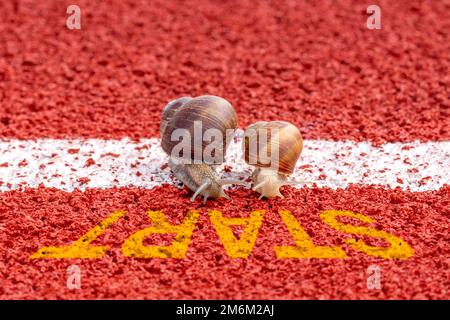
left=161, top=95, right=241, bottom=203
left=243, top=121, right=303, bottom=199
left=169, top=160, right=230, bottom=201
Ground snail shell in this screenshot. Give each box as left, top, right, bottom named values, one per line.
left=161, top=95, right=237, bottom=164
left=160, top=96, right=193, bottom=138
left=161, top=95, right=241, bottom=203
left=243, top=121, right=303, bottom=199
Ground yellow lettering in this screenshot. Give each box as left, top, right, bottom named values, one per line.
left=320, top=210, right=414, bottom=259
left=122, top=210, right=199, bottom=258
left=209, top=210, right=264, bottom=258
left=275, top=210, right=347, bottom=258
left=31, top=210, right=125, bottom=259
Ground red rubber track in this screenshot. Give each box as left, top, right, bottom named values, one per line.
left=0, top=0, right=449, bottom=143
left=0, top=0, right=449, bottom=300
left=0, top=186, right=449, bottom=299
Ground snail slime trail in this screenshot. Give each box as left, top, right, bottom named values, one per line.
left=160, top=95, right=244, bottom=203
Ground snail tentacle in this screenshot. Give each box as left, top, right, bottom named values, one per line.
left=252, top=169, right=288, bottom=199
left=190, top=180, right=211, bottom=202
left=220, top=179, right=247, bottom=186
left=282, top=180, right=300, bottom=186
left=220, top=191, right=231, bottom=200
left=252, top=180, right=269, bottom=191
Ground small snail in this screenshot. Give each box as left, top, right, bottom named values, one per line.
left=243, top=121, right=303, bottom=199
left=161, top=95, right=243, bottom=203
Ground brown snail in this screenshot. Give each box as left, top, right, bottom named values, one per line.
left=161, top=95, right=243, bottom=203
left=243, top=121, right=303, bottom=199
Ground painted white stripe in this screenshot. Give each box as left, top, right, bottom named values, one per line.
left=0, top=132, right=449, bottom=192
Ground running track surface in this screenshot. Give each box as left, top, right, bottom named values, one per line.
left=0, top=0, right=449, bottom=299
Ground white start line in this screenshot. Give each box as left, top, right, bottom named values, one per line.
left=0, top=131, right=449, bottom=192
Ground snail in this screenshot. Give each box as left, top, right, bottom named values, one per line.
left=243, top=121, right=303, bottom=199
left=160, top=95, right=243, bottom=203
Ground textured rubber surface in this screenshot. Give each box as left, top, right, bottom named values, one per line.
left=0, top=0, right=449, bottom=300
left=1, top=137, right=449, bottom=192
left=0, top=186, right=449, bottom=299
left=0, top=0, right=449, bottom=143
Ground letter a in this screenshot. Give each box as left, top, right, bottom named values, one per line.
left=66, top=5, right=81, bottom=30
left=367, top=5, right=381, bottom=30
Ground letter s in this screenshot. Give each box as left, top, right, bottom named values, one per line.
left=320, top=210, right=414, bottom=259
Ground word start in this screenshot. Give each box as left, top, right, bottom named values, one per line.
left=31, top=209, right=413, bottom=260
